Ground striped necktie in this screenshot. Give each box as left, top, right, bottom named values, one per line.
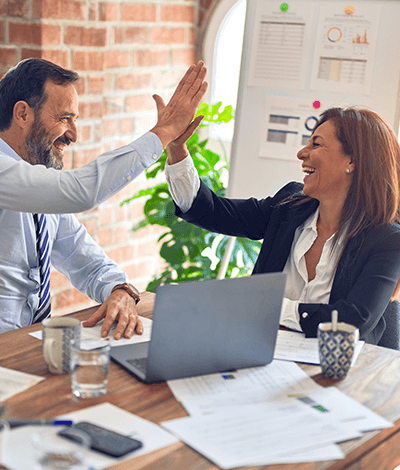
left=32, top=213, right=51, bottom=323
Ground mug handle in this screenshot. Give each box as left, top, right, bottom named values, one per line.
left=42, top=338, right=58, bottom=369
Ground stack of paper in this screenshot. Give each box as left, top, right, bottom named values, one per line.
left=162, top=360, right=392, bottom=469
left=274, top=329, right=364, bottom=364
left=0, top=367, right=44, bottom=402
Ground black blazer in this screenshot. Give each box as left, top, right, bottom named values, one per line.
left=175, top=181, right=400, bottom=344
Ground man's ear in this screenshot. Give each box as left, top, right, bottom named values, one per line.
left=13, top=101, right=34, bottom=129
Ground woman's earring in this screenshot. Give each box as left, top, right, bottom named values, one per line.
left=346, top=168, right=350, bottom=174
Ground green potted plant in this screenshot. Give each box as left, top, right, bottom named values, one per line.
left=122, top=102, right=261, bottom=292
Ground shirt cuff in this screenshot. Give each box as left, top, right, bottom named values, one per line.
left=279, top=298, right=302, bottom=332
left=165, top=155, right=200, bottom=213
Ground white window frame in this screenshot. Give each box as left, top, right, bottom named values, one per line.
left=202, top=0, right=246, bottom=153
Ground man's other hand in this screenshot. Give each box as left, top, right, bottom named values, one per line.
left=82, top=289, right=143, bottom=340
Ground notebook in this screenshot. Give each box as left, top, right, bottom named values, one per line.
left=110, top=272, right=286, bottom=383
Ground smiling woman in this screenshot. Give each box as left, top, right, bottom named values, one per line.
left=165, top=105, right=400, bottom=346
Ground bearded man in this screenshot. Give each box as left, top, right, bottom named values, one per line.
left=0, top=58, right=207, bottom=336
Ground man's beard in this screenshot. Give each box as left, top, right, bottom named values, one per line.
left=24, top=116, right=70, bottom=170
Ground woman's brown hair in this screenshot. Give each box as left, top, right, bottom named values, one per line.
left=318, top=107, right=400, bottom=237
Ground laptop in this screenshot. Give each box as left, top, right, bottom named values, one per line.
left=110, top=272, right=286, bottom=383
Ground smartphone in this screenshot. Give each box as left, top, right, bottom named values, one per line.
left=58, top=421, right=143, bottom=458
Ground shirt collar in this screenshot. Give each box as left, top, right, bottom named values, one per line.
left=0, top=138, right=22, bottom=162
left=301, top=207, right=346, bottom=247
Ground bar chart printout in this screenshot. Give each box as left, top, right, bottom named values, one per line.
left=310, top=1, right=381, bottom=95
left=248, top=1, right=315, bottom=89
left=259, top=97, right=334, bottom=161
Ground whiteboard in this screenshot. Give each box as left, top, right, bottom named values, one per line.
left=227, top=0, right=400, bottom=200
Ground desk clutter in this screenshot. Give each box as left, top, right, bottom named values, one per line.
left=0, top=350, right=393, bottom=470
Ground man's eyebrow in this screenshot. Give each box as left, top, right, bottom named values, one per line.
left=62, top=112, right=79, bottom=119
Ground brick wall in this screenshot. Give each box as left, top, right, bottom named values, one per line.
left=0, top=0, right=210, bottom=316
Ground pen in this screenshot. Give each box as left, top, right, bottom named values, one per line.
left=7, top=419, right=73, bottom=428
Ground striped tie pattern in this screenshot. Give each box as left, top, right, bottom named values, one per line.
left=32, top=213, right=51, bottom=324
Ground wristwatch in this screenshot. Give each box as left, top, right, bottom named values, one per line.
left=111, top=283, right=141, bottom=304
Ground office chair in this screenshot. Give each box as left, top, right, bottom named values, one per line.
left=377, top=301, right=400, bottom=350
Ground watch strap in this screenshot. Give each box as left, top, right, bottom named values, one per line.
left=111, top=283, right=140, bottom=304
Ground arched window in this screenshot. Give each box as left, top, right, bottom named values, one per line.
left=202, top=0, right=246, bottom=145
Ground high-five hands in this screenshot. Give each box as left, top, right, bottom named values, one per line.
left=150, top=61, right=208, bottom=149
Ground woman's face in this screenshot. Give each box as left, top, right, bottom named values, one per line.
left=297, top=120, right=353, bottom=204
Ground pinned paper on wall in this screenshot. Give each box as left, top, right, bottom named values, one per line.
left=247, top=0, right=316, bottom=89
left=258, top=96, right=335, bottom=161
left=309, top=1, right=381, bottom=95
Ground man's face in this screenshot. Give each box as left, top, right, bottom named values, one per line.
left=24, top=81, right=79, bottom=169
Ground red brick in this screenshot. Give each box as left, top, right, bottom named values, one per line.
left=99, top=2, right=118, bottom=21
left=189, top=27, right=197, bottom=46
left=0, top=47, right=17, bottom=68
left=50, top=271, right=71, bottom=289
left=118, top=117, right=134, bottom=135
left=151, top=27, right=185, bottom=45
left=97, top=227, right=112, bottom=246
left=121, top=4, right=156, bottom=22
left=102, top=96, right=124, bottom=115
left=9, top=23, right=61, bottom=46
left=104, top=50, right=130, bottom=69
left=99, top=206, right=113, bottom=225
left=114, top=26, right=148, bottom=44
left=65, top=26, right=107, bottom=47
left=135, top=238, right=162, bottom=258
left=3, top=0, right=27, bottom=17
left=161, top=5, right=196, bottom=23
left=53, top=287, right=90, bottom=309
left=88, top=75, right=104, bottom=94
left=123, top=261, right=153, bottom=280
left=129, top=199, right=146, bottom=220
left=0, top=21, right=4, bottom=42
left=97, top=119, right=117, bottom=137
left=73, top=51, right=104, bottom=71
left=74, top=77, right=85, bottom=95
left=154, top=69, right=183, bottom=88
left=115, top=72, right=151, bottom=91
left=125, top=94, right=154, bottom=112
left=99, top=226, right=130, bottom=246
left=105, top=245, right=135, bottom=264
left=116, top=205, right=127, bottom=222
left=78, top=101, right=103, bottom=119
left=172, top=48, right=197, bottom=66
left=133, top=49, right=168, bottom=67
left=33, top=0, right=86, bottom=20
left=89, top=2, right=96, bottom=20
left=42, top=50, right=69, bottom=68
left=78, top=125, right=91, bottom=142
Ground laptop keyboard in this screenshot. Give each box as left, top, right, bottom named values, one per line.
left=127, top=357, right=147, bottom=374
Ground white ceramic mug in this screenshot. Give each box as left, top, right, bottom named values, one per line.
left=41, top=317, right=81, bottom=374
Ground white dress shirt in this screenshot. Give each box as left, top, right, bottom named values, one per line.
left=0, top=133, right=163, bottom=333
left=165, top=156, right=343, bottom=332
left=0, top=133, right=163, bottom=214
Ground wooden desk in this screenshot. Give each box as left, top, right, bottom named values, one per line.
left=2, top=292, right=400, bottom=470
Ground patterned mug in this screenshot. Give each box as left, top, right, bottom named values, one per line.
left=42, top=317, right=81, bottom=374
left=317, top=322, right=359, bottom=380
